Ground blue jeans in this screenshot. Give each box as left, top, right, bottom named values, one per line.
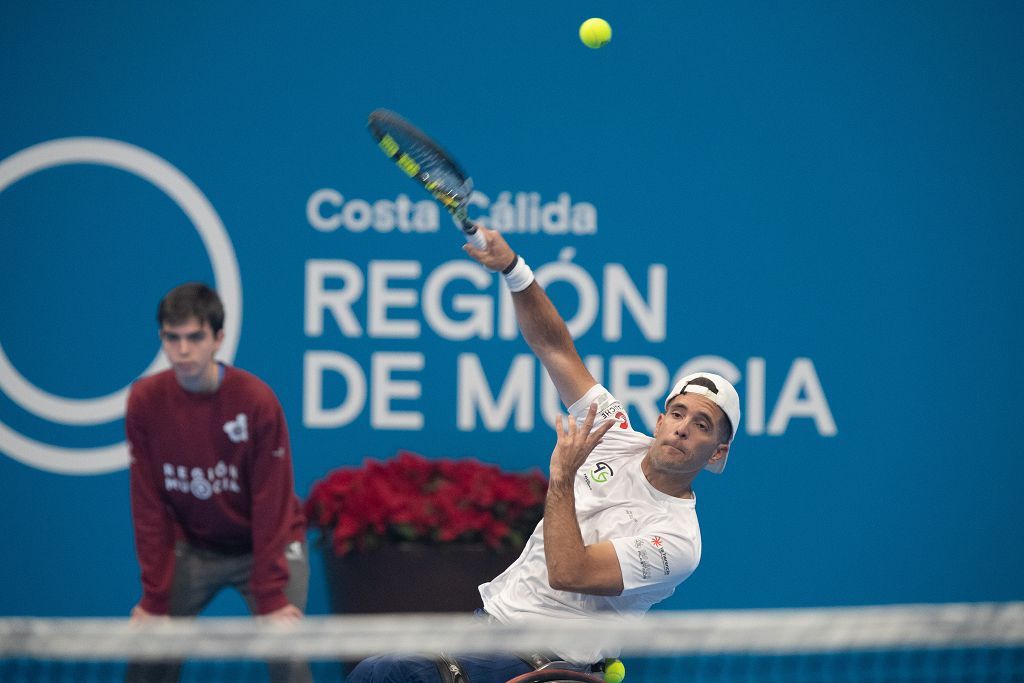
left=346, top=652, right=533, bottom=683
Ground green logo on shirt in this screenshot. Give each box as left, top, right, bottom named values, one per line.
left=590, top=462, right=614, bottom=483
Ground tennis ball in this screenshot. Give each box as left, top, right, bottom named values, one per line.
left=579, top=18, right=612, bottom=49
left=604, top=658, right=626, bottom=683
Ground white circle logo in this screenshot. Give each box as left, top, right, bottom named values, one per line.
left=0, top=138, right=241, bottom=475
left=189, top=477, right=213, bottom=500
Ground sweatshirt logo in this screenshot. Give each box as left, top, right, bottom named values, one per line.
left=223, top=414, right=249, bottom=443
left=164, top=462, right=241, bottom=498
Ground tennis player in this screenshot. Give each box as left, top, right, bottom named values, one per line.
left=348, top=226, right=741, bottom=682
left=125, top=282, right=311, bottom=682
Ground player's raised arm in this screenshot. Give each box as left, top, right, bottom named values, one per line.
left=464, top=225, right=597, bottom=407
left=544, top=404, right=622, bottom=595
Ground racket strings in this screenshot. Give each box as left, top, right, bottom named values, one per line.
left=369, top=110, right=472, bottom=202
left=394, top=136, right=469, bottom=199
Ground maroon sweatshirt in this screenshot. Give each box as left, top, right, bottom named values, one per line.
left=127, top=365, right=305, bottom=615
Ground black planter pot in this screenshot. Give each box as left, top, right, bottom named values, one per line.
left=323, top=543, right=521, bottom=614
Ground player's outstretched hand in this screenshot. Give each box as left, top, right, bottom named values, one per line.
left=549, top=403, right=615, bottom=487
left=462, top=223, right=516, bottom=272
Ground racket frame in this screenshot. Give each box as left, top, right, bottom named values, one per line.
left=368, top=109, right=485, bottom=249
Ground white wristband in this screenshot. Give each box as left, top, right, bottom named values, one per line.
left=502, top=255, right=535, bottom=293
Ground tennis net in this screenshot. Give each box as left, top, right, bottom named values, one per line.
left=2, top=602, right=1022, bottom=681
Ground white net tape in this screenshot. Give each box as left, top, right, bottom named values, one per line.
left=2, top=602, right=1022, bottom=662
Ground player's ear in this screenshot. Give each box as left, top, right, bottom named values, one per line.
left=710, top=443, right=729, bottom=464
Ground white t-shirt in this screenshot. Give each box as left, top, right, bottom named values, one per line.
left=478, top=385, right=702, bottom=663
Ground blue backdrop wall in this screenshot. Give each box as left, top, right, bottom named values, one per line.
left=1, top=1, right=1022, bottom=617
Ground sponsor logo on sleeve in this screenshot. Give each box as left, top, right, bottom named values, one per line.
left=632, top=535, right=672, bottom=580
left=594, top=394, right=630, bottom=430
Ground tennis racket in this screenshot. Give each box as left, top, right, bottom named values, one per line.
left=367, top=109, right=487, bottom=249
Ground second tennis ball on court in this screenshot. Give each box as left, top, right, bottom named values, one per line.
left=579, top=18, right=612, bottom=49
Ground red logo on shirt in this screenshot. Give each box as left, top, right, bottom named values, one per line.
left=650, top=536, right=664, bottom=548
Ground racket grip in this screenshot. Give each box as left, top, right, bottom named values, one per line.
left=462, top=223, right=487, bottom=250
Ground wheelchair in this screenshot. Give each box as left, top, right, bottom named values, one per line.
left=504, top=669, right=605, bottom=682
left=434, top=654, right=608, bottom=683
left=433, top=653, right=613, bottom=683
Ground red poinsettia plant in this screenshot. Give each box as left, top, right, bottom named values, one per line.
left=304, top=450, right=548, bottom=556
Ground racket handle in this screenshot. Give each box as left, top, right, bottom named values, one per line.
left=462, top=222, right=487, bottom=250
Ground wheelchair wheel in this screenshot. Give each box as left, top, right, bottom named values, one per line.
left=504, top=669, right=605, bottom=683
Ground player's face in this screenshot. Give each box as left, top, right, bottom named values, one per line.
left=650, top=394, right=729, bottom=475
left=160, top=317, right=223, bottom=390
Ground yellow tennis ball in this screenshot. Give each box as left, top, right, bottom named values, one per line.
left=579, top=17, right=612, bottom=49
left=604, top=658, right=626, bottom=683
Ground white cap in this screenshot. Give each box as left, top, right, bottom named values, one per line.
left=664, top=372, right=740, bottom=474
